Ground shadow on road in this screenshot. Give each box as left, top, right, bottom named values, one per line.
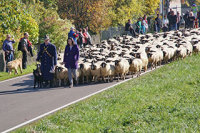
left=0, top=78, right=66, bottom=95
left=0, top=80, right=117, bottom=96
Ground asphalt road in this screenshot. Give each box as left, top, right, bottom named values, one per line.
left=0, top=73, right=134, bottom=132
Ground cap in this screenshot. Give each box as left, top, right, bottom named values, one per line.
left=44, top=35, right=50, bottom=40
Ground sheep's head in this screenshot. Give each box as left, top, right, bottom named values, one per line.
left=128, top=58, right=133, bottom=65
left=156, top=45, right=161, bottom=48
left=176, top=49, right=181, bottom=55
left=175, top=44, right=180, bottom=48
left=91, top=64, right=97, bottom=70
left=57, top=67, right=64, bottom=72
left=147, top=53, right=153, bottom=58
left=135, top=53, right=141, bottom=58
left=163, top=51, right=167, bottom=57
left=193, top=45, right=197, bottom=50
left=145, top=47, right=151, bottom=53
left=80, top=64, right=84, bottom=70
left=101, top=62, right=107, bottom=68
left=115, top=60, right=120, bottom=66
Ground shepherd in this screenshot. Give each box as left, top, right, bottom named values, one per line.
left=36, top=35, right=57, bottom=88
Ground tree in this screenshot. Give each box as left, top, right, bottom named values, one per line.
left=57, top=0, right=113, bottom=33
left=0, top=0, right=39, bottom=47
left=25, top=1, right=73, bottom=48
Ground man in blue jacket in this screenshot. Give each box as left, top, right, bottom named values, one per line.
left=2, top=34, right=15, bottom=72
left=68, top=27, right=79, bottom=44
left=36, top=35, right=57, bottom=88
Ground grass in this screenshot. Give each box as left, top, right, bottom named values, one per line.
left=14, top=54, right=200, bottom=133
left=0, top=64, right=36, bottom=81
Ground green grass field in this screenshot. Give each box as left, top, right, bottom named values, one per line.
left=0, top=64, right=36, bottom=81
left=14, top=54, right=200, bottom=133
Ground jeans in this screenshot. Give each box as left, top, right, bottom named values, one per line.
left=5, top=52, right=14, bottom=72
left=170, top=24, right=177, bottom=31
left=155, top=25, right=160, bottom=32
left=68, top=68, right=77, bottom=85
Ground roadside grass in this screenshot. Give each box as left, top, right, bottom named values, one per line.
left=14, top=54, right=200, bottom=132
left=0, top=64, right=36, bottom=81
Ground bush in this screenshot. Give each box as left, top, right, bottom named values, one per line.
left=0, top=0, right=39, bottom=58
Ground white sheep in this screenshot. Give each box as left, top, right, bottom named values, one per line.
left=129, top=58, right=143, bottom=78
left=115, top=59, right=130, bottom=81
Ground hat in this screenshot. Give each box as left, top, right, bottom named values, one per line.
left=44, top=35, right=49, bottom=40
left=70, top=27, right=75, bottom=30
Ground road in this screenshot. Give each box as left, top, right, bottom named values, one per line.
left=0, top=73, right=136, bottom=132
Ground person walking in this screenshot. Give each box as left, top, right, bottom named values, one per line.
left=63, top=37, right=79, bottom=88
left=155, top=14, right=161, bottom=32
left=83, top=28, right=89, bottom=47
left=142, top=15, right=148, bottom=34
left=18, top=32, right=32, bottom=69
left=86, top=27, right=92, bottom=45
left=183, top=10, right=190, bottom=29
left=162, top=15, right=169, bottom=32
left=125, top=19, right=136, bottom=37
left=197, top=10, right=200, bottom=27
left=177, top=12, right=181, bottom=30
left=77, top=28, right=84, bottom=48
left=136, top=17, right=142, bottom=34
left=189, top=12, right=195, bottom=29
left=169, top=11, right=177, bottom=31
left=68, top=27, right=79, bottom=44
left=2, top=34, right=15, bottom=72
left=36, top=35, right=57, bottom=88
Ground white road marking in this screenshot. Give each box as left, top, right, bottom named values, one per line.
left=2, top=66, right=161, bottom=133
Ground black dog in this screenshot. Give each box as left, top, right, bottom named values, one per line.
left=33, top=64, right=43, bottom=88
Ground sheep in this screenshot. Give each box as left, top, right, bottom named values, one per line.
left=176, top=46, right=187, bottom=59
left=80, top=62, right=91, bottom=84
left=147, top=52, right=160, bottom=69
left=100, top=62, right=116, bottom=82
left=115, top=59, right=130, bottom=81
left=55, top=66, right=68, bottom=87
left=134, top=52, right=148, bottom=72
left=128, top=58, right=143, bottom=78
left=90, top=61, right=102, bottom=83
left=193, top=43, right=200, bottom=54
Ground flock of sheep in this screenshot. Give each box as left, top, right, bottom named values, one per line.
left=55, top=28, right=200, bottom=86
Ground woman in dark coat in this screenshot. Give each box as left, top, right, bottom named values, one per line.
left=63, top=37, right=79, bottom=88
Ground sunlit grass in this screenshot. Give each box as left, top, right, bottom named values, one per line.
left=14, top=54, right=200, bottom=132
left=0, top=64, right=36, bottom=81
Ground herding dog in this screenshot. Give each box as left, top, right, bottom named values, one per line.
left=7, top=58, right=23, bottom=75
left=33, top=64, right=43, bottom=88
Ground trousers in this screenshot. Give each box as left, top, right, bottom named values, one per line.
left=22, top=51, right=27, bottom=69
left=68, top=68, right=77, bottom=85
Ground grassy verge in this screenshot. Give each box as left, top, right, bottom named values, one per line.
left=14, top=54, right=200, bottom=132
left=0, top=64, right=36, bottom=81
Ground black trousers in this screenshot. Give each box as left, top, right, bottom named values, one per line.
left=130, top=28, right=136, bottom=37
left=22, top=51, right=27, bottom=69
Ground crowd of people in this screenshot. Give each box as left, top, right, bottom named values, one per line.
left=68, top=27, right=92, bottom=48
left=125, top=7, right=200, bottom=36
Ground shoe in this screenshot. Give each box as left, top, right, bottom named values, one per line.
left=69, top=84, right=73, bottom=88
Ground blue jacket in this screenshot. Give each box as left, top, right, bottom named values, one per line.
left=68, top=30, right=78, bottom=44
left=37, top=43, right=57, bottom=80
left=63, top=44, right=79, bottom=69
left=2, top=39, right=15, bottom=52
